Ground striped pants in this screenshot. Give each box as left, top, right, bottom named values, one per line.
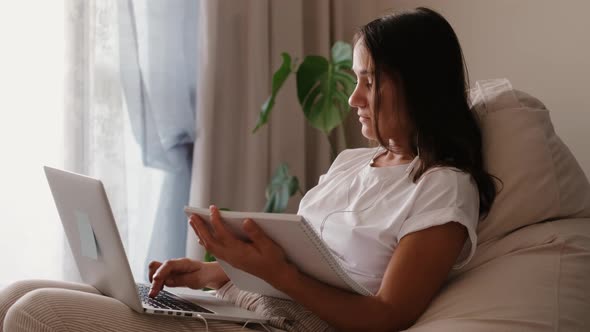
left=0, top=280, right=332, bottom=332
left=0, top=279, right=261, bottom=332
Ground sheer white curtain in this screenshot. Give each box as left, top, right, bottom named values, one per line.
left=63, top=0, right=166, bottom=282
left=0, top=1, right=65, bottom=286
left=0, top=1, right=165, bottom=286
left=0, top=0, right=197, bottom=287
left=0, top=0, right=174, bottom=286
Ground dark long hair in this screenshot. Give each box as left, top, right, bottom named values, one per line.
left=354, top=7, right=497, bottom=218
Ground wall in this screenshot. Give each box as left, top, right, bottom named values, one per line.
left=344, top=0, right=590, bottom=178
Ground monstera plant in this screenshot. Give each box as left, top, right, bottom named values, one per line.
left=254, top=41, right=356, bottom=213
left=203, top=42, right=355, bottom=262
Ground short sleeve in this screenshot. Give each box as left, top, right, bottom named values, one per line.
left=397, top=168, right=480, bottom=269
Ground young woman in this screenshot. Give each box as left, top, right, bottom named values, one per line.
left=1, top=7, right=496, bottom=332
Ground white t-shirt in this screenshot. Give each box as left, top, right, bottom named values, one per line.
left=297, top=148, right=480, bottom=294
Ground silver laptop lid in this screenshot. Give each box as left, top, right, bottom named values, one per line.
left=44, top=166, right=143, bottom=312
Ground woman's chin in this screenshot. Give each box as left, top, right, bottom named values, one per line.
left=360, top=126, right=375, bottom=140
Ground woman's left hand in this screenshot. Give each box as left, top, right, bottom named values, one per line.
left=188, top=205, right=294, bottom=286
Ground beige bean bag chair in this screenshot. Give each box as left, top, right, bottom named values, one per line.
left=405, top=79, right=590, bottom=331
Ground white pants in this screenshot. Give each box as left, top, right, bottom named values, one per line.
left=0, top=279, right=259, bottom=332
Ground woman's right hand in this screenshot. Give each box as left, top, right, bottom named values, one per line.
left=147, top=258, right=229, bottom=298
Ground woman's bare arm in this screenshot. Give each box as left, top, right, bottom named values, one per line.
left=272, top=221, right=467, bottom=332
left=191, top=206, right=467, bottom=332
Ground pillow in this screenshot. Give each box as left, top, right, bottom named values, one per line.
left=470, top=79, right=590, bottom=243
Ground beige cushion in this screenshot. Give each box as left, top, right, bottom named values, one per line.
left=469, top=79, right=590, bottom=243
left=405, top=218, right=590, bottom=331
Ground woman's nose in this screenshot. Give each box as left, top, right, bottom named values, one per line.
left=348, top=86, right=366, bottom=109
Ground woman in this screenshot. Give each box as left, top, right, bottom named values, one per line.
left=0, top=7, right=496, bottom=332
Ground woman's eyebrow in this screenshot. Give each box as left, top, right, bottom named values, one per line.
left=352, top=68, right=373, bottom=76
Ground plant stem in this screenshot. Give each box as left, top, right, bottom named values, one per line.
left=328, top=136, right=338, bottom=162
left=338, top=124, right=348, bottom=150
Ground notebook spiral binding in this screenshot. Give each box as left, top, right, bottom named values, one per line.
left=299, top=219, right=373, bottom=296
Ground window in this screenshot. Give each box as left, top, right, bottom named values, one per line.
left=0, top=1, right=65, bottom=284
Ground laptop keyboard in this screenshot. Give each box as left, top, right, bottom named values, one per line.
left=137, top=283, right=213, bottom=314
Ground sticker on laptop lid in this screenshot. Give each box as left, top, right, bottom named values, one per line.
left=74, top=211, right=98, bottom=260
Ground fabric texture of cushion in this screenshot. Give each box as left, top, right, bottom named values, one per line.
left=469, top=79, right=590, bottom=244
left=404, top=218, right=590, bottom=331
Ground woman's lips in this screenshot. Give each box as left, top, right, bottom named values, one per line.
left=359, top=116, right=370, bottom=123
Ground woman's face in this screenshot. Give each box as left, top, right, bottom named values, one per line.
left=348, top=40, right=411, bottom=144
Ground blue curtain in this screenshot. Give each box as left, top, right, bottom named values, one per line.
left=118, top=0, right=198, bottom=276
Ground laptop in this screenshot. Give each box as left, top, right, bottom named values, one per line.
left=43, top=166, right=269, bottom=325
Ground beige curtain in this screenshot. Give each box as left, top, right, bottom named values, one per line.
left=186, top=0, right=385, bottom=259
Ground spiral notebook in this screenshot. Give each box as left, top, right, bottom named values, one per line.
left=184, top=206, right=373, bottom=300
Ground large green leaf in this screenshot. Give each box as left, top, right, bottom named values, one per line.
left=296, top=44, right=355, bottom=135
left=263, top=163, right=300, bottom=213
left=331, top=41, right=353, bottom=68
left=296, top=56, right=328, bottom=104
left=253, top=53, right=292, bottom=133
left=204, top=251, right=216, bottom=262
left=254, top=42, right=355, bottom=215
